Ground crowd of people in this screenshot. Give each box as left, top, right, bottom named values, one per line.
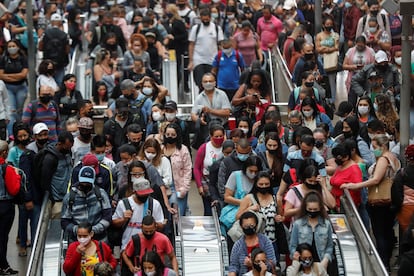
left=0, top=0, right=411, bottom=275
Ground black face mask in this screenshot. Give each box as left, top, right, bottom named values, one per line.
left=47, top=68, right=55, bottom=75
left=376, top=64, right=388, bottom=72
left=118, top=112, right=128, bottom=119
left=257, top=186, right=273, bottom=194
left=324, top=26, right=333, bottom=32
left=86, top=111, right=94, bottom=118
left=143, top=232, right=155, bottom=240
left=304, top=182, right=320, bottom=190
left=60, top=148, right=72, bottom=155
left=253, top=263, right=262, bottom=272
left=267, top=149, right=278, bottom=155
left=371, top=10, right=379, bottom=16
left=307, top=210, right=320, bottom=218
left=39, top=95, right=52, bottom=104
left=242, top=226, right=256, bottom=236
left=178, top=3, right=186, bottom=8
left=136, top=194, right=149, bottom=203
left=130, top=141, right=142, bottom=149
left=78, top=183, right=92, bottom=193
left=126, top=93, right=135, bottom=100
left=80, top=132, right=92, bottom=141
left=315, top=140, right=324, bottom=149
left=304, top=81, right=314, bottom=88
left=106, top=43, right=117, bottom=51
left=19, top=138, right=30, bottom=146
left=343, top=131, right=353, bottom=139
left=335, top=158, right=344, bottom=166
left=164, top=136, right=177, bottom=144
left=304, top=53, right=314, bottom=60
left=202, top=21, right=210, bottom=26
left=37, top=138, right=48, bottom=146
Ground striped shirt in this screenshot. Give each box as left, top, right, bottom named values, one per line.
left=22, top=100, right=61, bottom=142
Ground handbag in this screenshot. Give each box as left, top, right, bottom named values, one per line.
left=323, top=51, right=339, bottom=72
left=227, top=194, right=266, bottom=242
left=219, top=171, right=245, bottom=230
left=368, top=156, right=397, bottom=206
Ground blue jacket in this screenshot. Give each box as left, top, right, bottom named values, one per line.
left=290, top=216, right=333, bottom=262
left=229, top=233, right=277, bottom=275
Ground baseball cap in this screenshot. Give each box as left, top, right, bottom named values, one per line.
left=83, top=153, right=99, bottom=174
left=120, top=79, right=135, bottom=91
left=335, top=102, right=353, bottom=117
left=375, top=50, right=388, bottom=63
left=283, top=0, right=297, bottom=10
left=78, top=166, right=95, bottom=184
left=368, top=70, right=382, bottom=79
left=164, top=100, right=177, bottom=111
left=145, top=32, right=156, bottom=38
left=33, top=122, right=49, bottom=135
left=51, top=13, right=63, bottom=22
left=116, top=98, right=129, bottom=112
left=78, top=117, right=94, bottom=129
left=133, top=178, right=154, bottom=195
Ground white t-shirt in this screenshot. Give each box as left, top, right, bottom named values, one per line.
left=72, top=137, right=91, bottom=165
left=112, top=196, right=164, bottom=250
left=188, top=22, right=224, bottom=67
left=203, top=141, right=223, bottom=176
left=243, top=271, right=273, bottom=276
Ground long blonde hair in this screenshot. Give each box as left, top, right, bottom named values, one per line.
left=166, top=4, right=181, bottom=21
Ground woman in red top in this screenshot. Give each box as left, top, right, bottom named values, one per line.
left=330, top=143, right=363, bottom=211
left=63, top=222, right=117, bottom=276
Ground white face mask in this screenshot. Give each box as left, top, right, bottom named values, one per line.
left=245, top=170, right=256, bottom=180
left=369, top=27, right=377, bottom=33
left=165, top=113, right=176, bottom=122
left=90, top=7, right=98, bottom=13
left=142, top=87, right=153, bottom=96
left=152, top=111, right=163, bottom=122
left=145, top=151, right=156, bottom=161
left=240, top=128, right=249, bottom=134
left=145, top=271, right=156, bottom=276
left=202, top=82, right=215, bottom=91
left=302, top=109, right=313, bottom=118
left=77, top=236, right=91, bottom=246
left=222, top=48, right=233, bottom=56
left=394, top=57, right=402, bottom=65
left=368, top=133, right=376, bottom=140
left=358, top=105, right=369, bottom=115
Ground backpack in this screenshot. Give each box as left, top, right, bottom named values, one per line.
left=68, top=185, right=105, bottom=212
left=389, top=14, right=402, bottom=37
left=121, top=234, right=141, bottom=276
left=216, top=50, right=242, bottom=68
left=15, top=15, right=38, bottom=49
left=1, top=163, right=26, bottom=205
left=32, top=148, right=55, bottom=191
left=293, top=87, right=320, bottom=104
left=362, top=14, right=387, bottom=30
left=130, top=97, right=148, bottom=135
left=391, top=168, right=411, bottom=212
left=43, top=28, right=68, bottom=66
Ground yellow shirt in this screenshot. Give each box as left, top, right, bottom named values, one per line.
left=80, top=253, right=99, bottom=276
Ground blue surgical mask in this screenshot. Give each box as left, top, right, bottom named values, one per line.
left=373, top=148, right=383, bottom=157
left=344, top=2, right=352, bottom=8
left=95, top=153, right=105, bottom=162
left=237, top=153, right=249, bottom=162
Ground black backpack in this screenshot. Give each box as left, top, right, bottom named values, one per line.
left=43, top=28, right=68, bottom=67
left=130, top=97, right=148, bottom=135
left=121, top=234, right=141, bottom=276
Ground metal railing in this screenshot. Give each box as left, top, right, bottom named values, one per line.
left=26, top=192, right=50, bottom=276
left=340, top=190, right=389, bottom=276
left=270, top=46, right=296, bottom=105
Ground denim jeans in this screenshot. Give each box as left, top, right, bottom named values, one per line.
left=18, top=204, right=41, bottom=249
left=53, top=67, right=65, bottom=87
left=0, top=201, right=15, bottom=269
left=6, top=83, right=27, bottom=137
left=176, top=193, right=188, bottom=217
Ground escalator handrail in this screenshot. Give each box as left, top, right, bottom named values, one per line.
left=26, top=192, right=50, bottom=276
left=267, top=49, right=277, bottom=103
left=212, top=206, right=226, bottom=275
left=341, top=189, right=389, bottom=275
left=69, top=45, right=80, bottom=75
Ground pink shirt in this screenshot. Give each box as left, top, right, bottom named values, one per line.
left=257, top=16, right=283, bottom=51
left=169, top=145, right=192, bottom=194
left=233, top=31, right=259, bottom=67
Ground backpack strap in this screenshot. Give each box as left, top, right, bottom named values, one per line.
left=292, top=186, right=303, bottom=201
left=94, top=186, right=104, bottom=210
left=289, top=168, right=297, bottom=185
left=195, top=23, right=220, bottom=50
left=143, top=196, right=154, bottom=217
left=131, top=234, right=141, bottom=266
left=68, top=189, right=76, bottom=212
left=123, top=198, right=132, bottom=211
left=99, top=241, right=105, bottom=261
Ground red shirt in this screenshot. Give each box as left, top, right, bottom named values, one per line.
left=125, top=231, right=174, bottom=262
left=330, top=163, right=363, bottom=208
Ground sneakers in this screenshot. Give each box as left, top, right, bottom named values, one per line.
left=1, top=267, right=18, bottom=275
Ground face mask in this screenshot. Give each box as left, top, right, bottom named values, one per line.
left=343, top=131, right=353, bottom=139
left=7, top=47, right=18, bottom=55
left=246, top=170, right=257, bottom=180
left=145, top=271, right=156, bottom=276
left=373, top=102, right=378, bottom=112
left=335, top=158, right=344, bottom=166
left=222, top=48, right=233, bottom=56
left=315, top=140, right=324, bottom=149
left=240, top=128, right=249, bottom=134
left=178, top=3, right=186, bottom=8
left=369, top=27, right=377, bottom=33
left=19, top=138, right=30, bottom=146
left=253, top=263, right=262, bottom=272
left=358, top=105, right=369, bottom=115
left=37, top=138, right=48, bottom=146
left=79, top=183, right=93, bottom=193
left=307, top=210, right=320, bottom=218
left=136, top=194, right=149, bottom=203
left=142, top=87, right=153, bottom=96
left=257, top=186, right=272, bottom=194
left=152, top=111, right=163, bottom=122
left=71, top=130, right=79, bottom=138
left=166, top=13, right=173, bottom=19
left=302, top=110, right=313, bottom=118
left=325, top=26, right=333, bottom=32
left=80, top=132, right=92, bottom=141
left=242, top=226, right=256, bottom=236
left=47, top=68, right=54, bottom=75
left=304, top=53, right=314, bottom=60
left=202, top=82, right=215, bottom=91
left=202, top=21, right=210, bottom=26
left=394, top=57, right=402, bottom=65
left=145, top=151, right=156, bottom=161
left=304, top=81, right=314, bottom=88
left=118, top=111, right=128, bottom=119
left=376, top=64, right=387, bottom=71
left=126, top=93, right=135, bottom=100
left=300, top=258, right=313, bottom=268
left=143, top=231, right=155, bottom=240
left=165, top=113, right=176, bottom=122
left=344, top=2, right=352, bottom=8
left=65, top=82, right=76, bottom=90
left=130, top=141, right=142, bottom=150
left=368, top=133, right=376, bottom=140
left=90, top=7, right=98, bottom=13
left=211, top=13, right=219, bottom=19
left=61, top=148, right=72, bottom=155
left=39, top=95, right=52, bottom=104
left=268, top=149, right=278, bottom=155
left=373, top=148, right=383, bottom=157
left=20, top=9, right=26, bottom=14
left=75, top=19, right=82, bottom=24
left=212, top=137, right=224, bottom=147
left=227, top=14, right=235, bottom=20
left=92, top=153, right=104, bottom=162
left=305, top=182, right=320, bottom=190
left=164, top=136, right=177, bottom=144
left=371, top=10, right=379, bottom=16
left=77, top=236, right=91, bottom=246
left=237, top=153, right=249, bottom=162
